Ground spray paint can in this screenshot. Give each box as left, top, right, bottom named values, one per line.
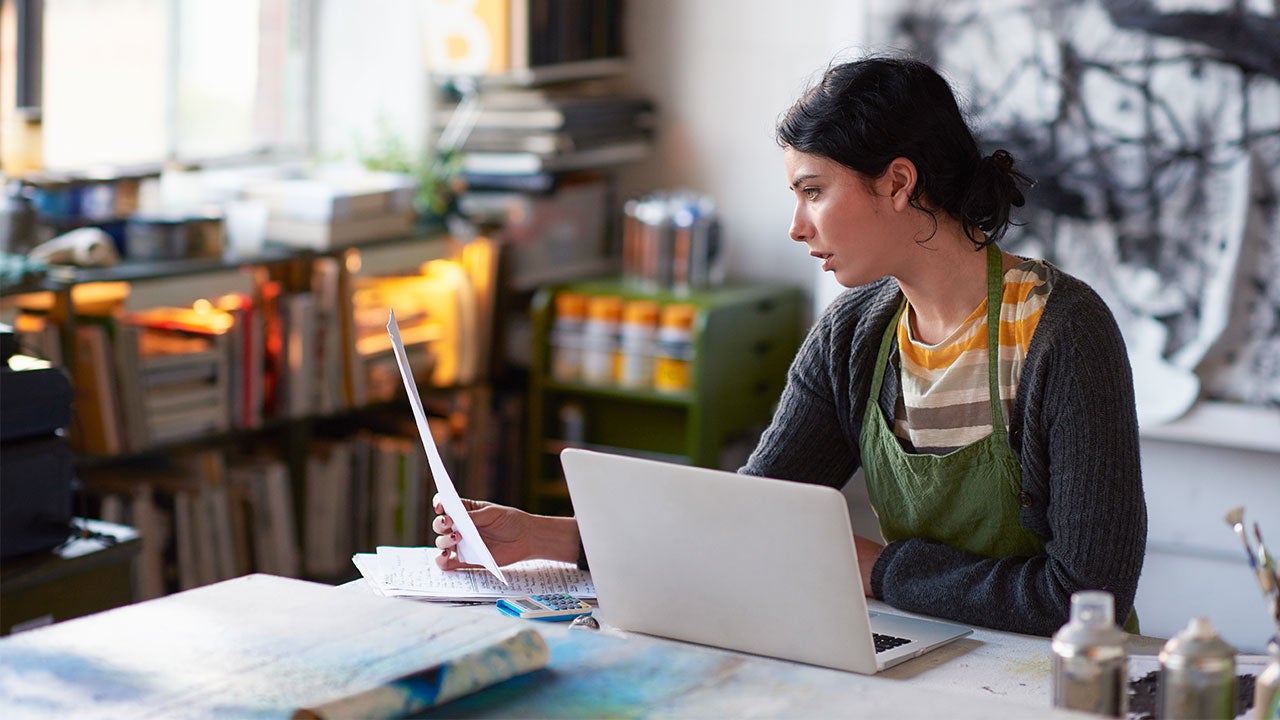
left=1256, top=633, right=1280, bottom=720
left=1156, top=616, right=1237, bottom=719
left=1052, top=590, right=1128, bottom=717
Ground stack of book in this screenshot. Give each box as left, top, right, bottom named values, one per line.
left=304, top=428, right=450, bottom=578
left=213, top=292, right=266, bottom=430
left=125, top=307, right=233, bottom=446
left=242, top=168, right=417, bottom=250
left=85, top=450, right=302, bottom=597
left=436, top=86, right=655, bottom=192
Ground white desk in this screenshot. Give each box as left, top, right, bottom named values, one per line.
left=0, top=574, right=1156, bottom=719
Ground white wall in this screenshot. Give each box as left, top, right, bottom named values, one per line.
left=617, top=0, right=878, bottom=318
left=314, top=0, right=427, bottom=166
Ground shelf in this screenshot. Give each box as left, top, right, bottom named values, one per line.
left=542, top=438, right=690, bottom=466
left=541, top=379, right=694, bottom=407
left=525, top=279, right=804, bottom=514
left=48, top=249, right=294, bottom=286
left=1140, top=400, right=1280, bottom=454
left=35, top=230, right=449, bottom=287
left=479, top=58, right=629, bottom=87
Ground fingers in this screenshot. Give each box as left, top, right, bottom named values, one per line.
left=435, top=548, right=477, bottom=570
left=435, top=528, right=461, bottom=551
left=432, top=513, right=453, bottom=535
left=434, top=545, right=481, bottom=571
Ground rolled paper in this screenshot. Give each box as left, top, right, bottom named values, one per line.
left=293, top=628, right=550, bottom=719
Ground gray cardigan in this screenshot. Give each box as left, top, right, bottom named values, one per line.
left=740, top=267, right=1147, bottom=637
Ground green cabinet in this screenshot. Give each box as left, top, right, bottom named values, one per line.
left=527, top=279, right=804, bottom=514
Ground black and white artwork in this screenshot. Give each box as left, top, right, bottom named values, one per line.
left=882, top=0, right=1280, bottom=419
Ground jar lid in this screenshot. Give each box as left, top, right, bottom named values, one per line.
left=586, top=295, right=623, bottom=321
left=555, top=292, right=588, bottom=318
left=660, top=303, right=696, bottom=329
left=623, top=300, right=660, bottom=325
left=1159, top=617, right=1237, bottom=666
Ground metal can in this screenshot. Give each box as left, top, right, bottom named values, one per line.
left=1052, top=590, right=1128, bottom=717
left=1253, top=633, right=1279, bottom=720
left=1157, top=616, right=1237, bottom=719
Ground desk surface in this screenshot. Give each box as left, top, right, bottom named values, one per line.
left=0, top=573, right=1154, bottom=719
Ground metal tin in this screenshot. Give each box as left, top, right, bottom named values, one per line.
left=1052, top=590, right=1128, bottom=717
left=622, top=192, right=721, bottom=293
left=126, top=212, right=225, bottom=260
left=1253, top=633, right=1279, bottom=720
left=1157, top=617, right=1237, bottom=719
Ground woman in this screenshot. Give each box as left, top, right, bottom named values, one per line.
left=432, top=56, right=1146, bottom=637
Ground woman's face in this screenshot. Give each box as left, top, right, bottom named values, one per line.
left=784, top=148, right=905, bottom=288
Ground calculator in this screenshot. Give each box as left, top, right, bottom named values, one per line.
left=496, top=594, right=593, bottom=621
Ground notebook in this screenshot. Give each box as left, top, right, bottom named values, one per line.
left=560, top=448, right=973, bottom=674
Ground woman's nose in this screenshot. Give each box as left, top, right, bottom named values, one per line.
left=789, top=206, right=811, bottom=243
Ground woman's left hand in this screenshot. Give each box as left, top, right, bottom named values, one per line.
left=854, top=534, right=884, bottom=597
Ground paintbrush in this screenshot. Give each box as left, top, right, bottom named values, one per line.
left=1254, top=522, right=1278, bottom=596
left=1225, top=507, right=1260, bottom=573
left=1253, top=522, right=1280, bottom=626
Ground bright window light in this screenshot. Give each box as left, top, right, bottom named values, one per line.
left=38, top=0, right=308, bottom=171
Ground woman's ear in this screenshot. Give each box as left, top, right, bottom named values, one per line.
left=884, top=157, right=918, bottom=211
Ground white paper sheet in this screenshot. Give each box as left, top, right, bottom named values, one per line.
left=353, top=547, right=595, bottom=601
left=387, top=310, right=505, bottom=584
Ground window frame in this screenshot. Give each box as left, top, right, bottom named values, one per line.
left=7, top=0, right=315, bottom=174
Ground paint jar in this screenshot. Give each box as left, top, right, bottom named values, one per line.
left=1051, top=590, right=1127, bottom=717
left=618, top=299, right=659, bottom=389
left=653, top=303, right=696, bottom=393
left=580, top=295, right=623, bottom=386
left=550, top=292, right=588, bottom=383
left=1157, top=616, right=1237, bottom=719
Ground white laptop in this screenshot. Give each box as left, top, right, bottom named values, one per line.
left=560, top=448, right=973, bottom=674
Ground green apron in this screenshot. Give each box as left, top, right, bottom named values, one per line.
left=859, top=243, right=1042, bottom=558
left=858, top=243, right=1137, bottom=633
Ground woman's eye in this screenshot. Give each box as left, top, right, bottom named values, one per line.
left=803, top=187, right=820, bottom=200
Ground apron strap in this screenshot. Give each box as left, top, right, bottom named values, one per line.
left=869, top=297, right=907, bottom=402
left=984, top=243, right=1008, bottom=438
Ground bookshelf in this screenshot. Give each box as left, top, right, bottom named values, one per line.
left=423, top=0, right=626, bottom=82
left=526, top=279, right=805, bottom=515
left=0, top=231, right=507, bottom=598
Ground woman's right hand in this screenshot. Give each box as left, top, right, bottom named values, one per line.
left=431, top=495, right=583, bottom=571
left=432, top=495, right=537, bottom=570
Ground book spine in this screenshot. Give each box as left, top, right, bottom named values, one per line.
left=292, top=629, right=550, bottom=720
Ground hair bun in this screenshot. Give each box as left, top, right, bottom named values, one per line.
left=987, top=149, right=1015, bottom=173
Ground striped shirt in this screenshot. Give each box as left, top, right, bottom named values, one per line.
left=893, top=259, right=1053, bottom=454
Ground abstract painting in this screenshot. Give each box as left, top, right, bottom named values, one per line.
left=883, top=0, right=1280, bottom=416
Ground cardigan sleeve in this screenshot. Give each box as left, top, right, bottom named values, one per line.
left=871, top=276, right=1147, bottom=637
left=739, top=282, right=900, bottom=488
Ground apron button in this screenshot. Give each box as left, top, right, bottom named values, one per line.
left=1018, top=491, right=1034, bottom=508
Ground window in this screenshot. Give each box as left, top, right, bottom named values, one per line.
left=13, top=0, right=311, bottom=172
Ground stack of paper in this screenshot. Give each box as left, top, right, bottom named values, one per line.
left=353, top=546, right=595, bottom=602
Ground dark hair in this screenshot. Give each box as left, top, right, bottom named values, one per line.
left=776, top=56, right=1033, bottom=247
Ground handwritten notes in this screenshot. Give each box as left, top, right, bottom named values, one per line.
left=356, top=547, right=595, bottom=601
left=386, top=310, right=505, bottom=584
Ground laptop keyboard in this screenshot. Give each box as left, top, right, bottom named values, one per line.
left=873, top=633, right=912, bottom=653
